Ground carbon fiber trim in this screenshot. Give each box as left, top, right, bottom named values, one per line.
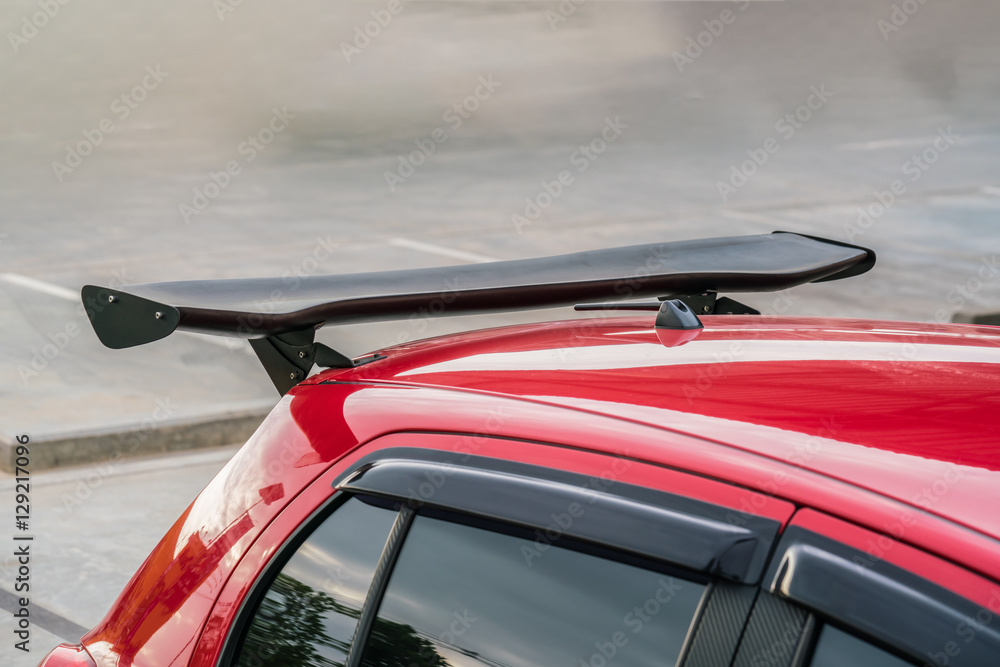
left=765, top=527, right=1000, bottom=667
left=680, top=582, right=759, bottom=667
left=732, top=593, right=810, bottom=667
left=344, top=504, right=415, bottom=667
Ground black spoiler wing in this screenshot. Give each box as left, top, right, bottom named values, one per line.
left=82, top=231, right=872, bottom=349
left=82, top=231, right=874, bottom=393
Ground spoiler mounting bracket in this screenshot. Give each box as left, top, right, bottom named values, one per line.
left=248, top=329, right=384, bottom=395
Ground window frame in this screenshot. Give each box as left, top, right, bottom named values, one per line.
left=222, top=490, right=729, bottom=667
left=348, top=504, right=714, bottom=667
left=750, top=516, right=1000, bottom=667
left=335, top=446, right=784, bottom=584
left=217, top=435, right=1000, bottom=667
left=217, top=491, right=360, bottom=667
left=216, top=437, right=792, bottom=667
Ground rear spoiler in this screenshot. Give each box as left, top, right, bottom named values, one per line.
left=82, top=231, right=874, bottom=393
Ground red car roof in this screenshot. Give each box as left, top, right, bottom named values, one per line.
left=313, top=314, right=1000, bottom=541
left=84, top=314, right=1000, bottom=664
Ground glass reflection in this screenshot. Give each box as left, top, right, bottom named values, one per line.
left=809, top=625, right=913, bottom=667
left=237, top=497, right=397, bottom=667
left=361, top=516, right=706, bottom=667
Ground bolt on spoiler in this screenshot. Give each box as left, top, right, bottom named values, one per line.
left=82, top=231, right=874, bottom=393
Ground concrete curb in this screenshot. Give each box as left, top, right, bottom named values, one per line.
left=0, top=407, right=271, bottom=473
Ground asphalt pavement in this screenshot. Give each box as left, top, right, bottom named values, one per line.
left=0, top=446, right=237, bottom=664
left=2, top=1, right=1000, bottom=661
left=3, top=1, right=1000, bottom=458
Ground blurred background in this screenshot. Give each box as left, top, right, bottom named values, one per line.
left=3, top=2, right=1000, bottom=656
left=2, top=0, right=1000, bottom=435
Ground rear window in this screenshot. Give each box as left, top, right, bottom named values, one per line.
left=359, top=514, right=707, bottom=667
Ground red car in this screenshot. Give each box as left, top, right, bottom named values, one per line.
left=42, top=232, right=1000, bottom=667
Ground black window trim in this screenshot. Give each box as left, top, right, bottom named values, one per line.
left=346, top=500, right=719, bottom=667
left=217, top=440, right=779, bottom=667
left=218, top=446, right=1000, bottom=667
left=344, top=503, right=416, bottom=667
left=417, top=503, right=714, bottom=584
left=764, top=526, right=1000, bottom=667
left=333, top=446, right=783, bottom=584
left=676, top=580, right=761, bottom=667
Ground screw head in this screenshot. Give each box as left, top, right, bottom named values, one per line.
left=154, top=311, right=163, bottom=319
left=702, top=305, right=711, bottom=313
left=298, top=351, right=306, bottom=358
left=108, top=295, right=117, bottom=303
left=289, top=372, right=297, bottom=380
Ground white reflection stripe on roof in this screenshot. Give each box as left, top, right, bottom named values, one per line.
left=397, top=340, right=1000, bottom=375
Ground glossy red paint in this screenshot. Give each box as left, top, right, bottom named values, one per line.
left=75, top=314, right=1000, bottom=666
left=190, top=431, right=798, bottom=666
left=787, top=509, right=1000, bottom=612
left=80, top=385, right=372, bottom=667
left=37, top=643, right=98, bottom=667
left=307, top=315, right=1000, bottom=541
left=313, top=315, right=1000, bottom=469
left=303, top=382, right=1000, bottom=583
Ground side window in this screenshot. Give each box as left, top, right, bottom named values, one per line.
left=809, top=625, right=914, bottom=667
left=235, top=496, right=398, bottom=667
left=358, top=515, right=707, bottom=667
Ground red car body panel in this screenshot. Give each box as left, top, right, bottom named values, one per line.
left=190, top=431, right=800, bottom=667
left=77, top=315, right=1000, bottom=666
left=789, top=509, right=1000, bottom=612
left=315, top=315, right=1000, bottom=538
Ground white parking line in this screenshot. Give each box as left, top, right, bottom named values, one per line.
left=0, top=273, right=78, bottom=301
left=389, top=237, right=499, bottom=264
left=837, top=134, right=987, bottom=151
